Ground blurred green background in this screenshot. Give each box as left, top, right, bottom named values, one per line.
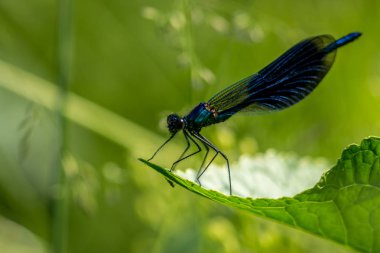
left=0, top=0, right=378, bottom=252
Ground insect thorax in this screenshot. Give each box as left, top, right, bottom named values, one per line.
left=183, top=103, right=218, bottom=131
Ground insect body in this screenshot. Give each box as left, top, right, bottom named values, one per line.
left=149, top=32, right=362, bottom=195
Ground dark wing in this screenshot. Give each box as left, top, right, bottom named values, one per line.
left=208, top=35, right=336, bottom=117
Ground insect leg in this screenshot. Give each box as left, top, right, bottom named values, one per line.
left=171, top=131, right=192, bottom=171
left=192, top=132, right=232, bottom=195
left=147, top=133, right=177, bottom=161
left=170, top=130, right=202, bottom=171
left=195, top=142, right=209, bottom=186
left=199, top=142, right=209, bottom=172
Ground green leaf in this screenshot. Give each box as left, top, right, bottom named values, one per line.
left=139, top=137, right=380, bottom=253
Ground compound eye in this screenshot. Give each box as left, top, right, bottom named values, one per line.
left=167, top=115, right=176, bottom=124
left=167, top=114, right=183, bottom=133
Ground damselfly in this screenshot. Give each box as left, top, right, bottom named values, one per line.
left=148, top=32, right=361, bottom=195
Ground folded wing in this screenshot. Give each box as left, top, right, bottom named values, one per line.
left=208, top=35, right=336, bottom=116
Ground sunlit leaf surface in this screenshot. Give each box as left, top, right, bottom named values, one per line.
left=141, top=137, right=380, bottom=253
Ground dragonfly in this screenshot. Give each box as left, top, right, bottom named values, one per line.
left=148, top=32, right=361, bottom=195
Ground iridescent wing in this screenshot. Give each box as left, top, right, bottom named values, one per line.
left=208, top=35, right=337, bottom=117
